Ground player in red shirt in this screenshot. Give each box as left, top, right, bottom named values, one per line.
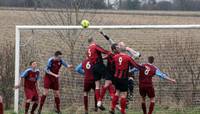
left=99, top=31, right=140, bottom=105
left=102, top=50, right=116, bottom=100
left=87, top=37, right=112, bottom=110
left=75, top=59, right=97, bottom=114
left=109, top=44, right=144, bottom=114
left=0, top=96, right=3, bottom=114
left=14, top=61, right=40, bottom=114
left=130, top=56, right=176, bottom=114
left=38, top=51, right=72, bottom=114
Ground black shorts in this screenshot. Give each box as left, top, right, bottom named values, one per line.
left=107, top=69, right=115, bottom=82
left=92, top=63, right=112, bottom=81
left=113, top=78, right=128, bottom=92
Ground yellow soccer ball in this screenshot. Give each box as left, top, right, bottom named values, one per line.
left=81, top=19, right=90, bottom=28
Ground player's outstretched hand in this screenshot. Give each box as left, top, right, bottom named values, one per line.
left=171, top=79, right=176, bottom=84
left=68, top=64, right=73, bottom=68
left=99, top=28, right=104, bottom=34
left=55, top=74, right=60, bottom=78
left=67, top=64, right=74, bottom=72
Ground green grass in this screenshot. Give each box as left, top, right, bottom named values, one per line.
left=5, top=106, right=200, bottom=114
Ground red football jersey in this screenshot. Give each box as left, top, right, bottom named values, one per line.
left=87, top=43, right=110, bottom=64
left=22, top=69, right=39, bottom=89
left=139, top=63, right=157, bottom=87
left=82, top=59, right=94, bottom=82
left=46, top=57, right=63, bottom=75
left=113, top=53, right=142, bottom=79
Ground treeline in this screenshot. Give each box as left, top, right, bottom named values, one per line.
left=115, top=0, right=200, bottom=11
left=0, top=0, right=200, bottom=11
left=0, top=0, right=107, bottom=9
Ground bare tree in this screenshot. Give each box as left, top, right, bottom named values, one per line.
left=0, top=41, right=14, bottom=109
left=25, top=0, right=105, bottom=110
left=158, top=35, right=200, bottom=106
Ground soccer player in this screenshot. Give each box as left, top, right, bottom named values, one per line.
left=87, top=37, right=112, bottom=110
left=109, top=44, right=145, bottom=114
left=99, top=31, right=139, bottom=103
left=38, top=51, right=72, bottom=114
left=14, top=61, right=40, bottom=114
left=0, top=96, right=3, bottom=114
left=75, top=58, right=97, bottom=114
left=130, top=56, right=176, bottom=114
left=101, top=45, right=117, bottom=100
left=98, top=44, right=119, bottom=109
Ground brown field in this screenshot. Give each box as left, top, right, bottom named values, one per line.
left=0, top=8, right=200, bottom=113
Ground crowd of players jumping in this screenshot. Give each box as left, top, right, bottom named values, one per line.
left=10, top=30, right=176, bottom=114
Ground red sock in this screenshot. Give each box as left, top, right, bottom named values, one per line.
left=31, top=103, right=38, bottom=113
left=111, top=95, right=119, bottom=111
left=100, top=86, right=108, bottom=101
left=148, top=102, right=155, bottom=114
left=84, top=96, right=88, bottom=112
left=120, top=97, right=126, bottom=114
left=141, top=102, right=147, bottom=114
left=25, top=102, right=30, bottom=113
left=108, top=84, right=115, bottom=99
left=95, top=89, right=100, bottom=101
left=55, top=97, right=61, bottom=112
left=0, top=102, right=3, bottom=114
left=39, top=95, right=46, bottom=110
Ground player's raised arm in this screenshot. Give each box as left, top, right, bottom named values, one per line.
left=129, top=57, right=145, bottom=71
left=61, top=59, right=73, bottom=68
left=126, top=47, right=141, bottom=59
left=75, top=63, right=85, bottom=75
left=96, top=45, right=111, bottom=55
left=99, top=29, right=115, bottom=45
left=155, top=68, right=176, bottom=83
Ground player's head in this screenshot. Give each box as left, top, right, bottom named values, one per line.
left=111, top=43, right=120, bottom=53
left=30, top=61, right=37, bottom=68
left=118, top=41, right=127, bottom=52
left=148, top=56, right=154, bottom=64
left=54, top=51, right=62, bottom=60
left=118, top=42, right=126, bottom=50
left=88, top=37, right=95, bottom=44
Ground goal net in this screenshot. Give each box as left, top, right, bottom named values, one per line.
left=15, top=25, right=200, bottom=113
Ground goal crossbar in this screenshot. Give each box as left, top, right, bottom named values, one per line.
left=16, top=25, right=200, bottom=30
left=14, top=24, right=200, bottom=113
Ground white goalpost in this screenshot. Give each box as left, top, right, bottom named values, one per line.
left=14, top=25, right=200, bottom=113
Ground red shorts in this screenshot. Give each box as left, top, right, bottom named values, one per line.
left=139, top=86, right=155, bottom=98
left=84, top=80, right=95, bottom=92
left=44, top=75, right=59, bottom=90
left=24, top=88, right=39, bottom=101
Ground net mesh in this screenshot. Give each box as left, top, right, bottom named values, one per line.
left=19, top=28, right=200, bottom=113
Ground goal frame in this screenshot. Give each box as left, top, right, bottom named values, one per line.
left=14, top=24, right=200, bottom=113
